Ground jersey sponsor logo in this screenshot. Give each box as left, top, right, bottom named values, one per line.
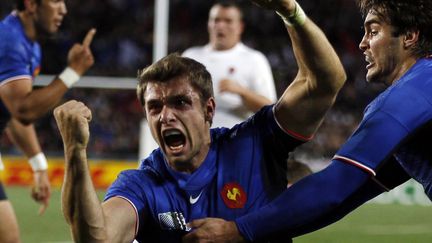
left=189, top=190, right=203, bottom=204
left=220, top=182, right=247, bottom=209
left=158, top=211, right=191, bottom=231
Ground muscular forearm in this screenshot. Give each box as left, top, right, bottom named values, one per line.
left=15, top=79, right=68, bottom=124
left=6, top=118, right=41, bottom=156
left=235, top=161, right=371, bottom=241
left=285, top=12, right=346, bottom=92
left=62, top=147, right=107, bottom=242
left=273, top=1, right=346, bottom=137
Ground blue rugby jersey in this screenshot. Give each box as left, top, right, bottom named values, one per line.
left=0, top=12, right=41, bottom=132
left=335, top=58, right=432, bottom=198
left=234, top=58, right=432, bottom=241
left=105, top=105, right=304, bottom=242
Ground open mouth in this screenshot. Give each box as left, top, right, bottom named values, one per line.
left=365, top=55, right=374, bottom=69
left=216, top=32, right=226, bottom=38
left=163, top=129, right=186, bottom=151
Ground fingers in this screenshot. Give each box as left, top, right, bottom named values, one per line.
left=187, top=218, right=207, bottom=229
left=31, top=185, right=51, bottom=215
left=82, top=28, right=96, bottom=48
left=55, top=100, right=92, bottom=121
left=38, top=199, right=49, bottom=215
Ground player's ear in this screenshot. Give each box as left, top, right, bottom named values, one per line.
left=24, top=0, right=38, bottom=13
left=403, top=29, right=419, bottom=49
left=204, top=97, right=216, bottom=124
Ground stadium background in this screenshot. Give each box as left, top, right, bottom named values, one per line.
left=0, top=0, right=431, bottom=242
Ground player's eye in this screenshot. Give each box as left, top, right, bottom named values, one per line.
left=370, top=30, right=378, bottom=36
left=147, top=102, right=162, bottom=115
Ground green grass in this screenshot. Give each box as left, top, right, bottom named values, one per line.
left=5, top=186, right=432, bottom=243
left=6, top=186, right=105, bottom=243
left=295, top=203, right=432, bottom=243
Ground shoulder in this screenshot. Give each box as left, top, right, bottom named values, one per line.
left=182, top=46, right=206, bottom=58
left=0, top=26, right=21, bottom=51
left=237, top=43, right=268, bottom=60
left=115, top=169, right=157, bottom=186
left=0, top=14, right=25, bottom=48
left=214, top=105, right=278, bottom=140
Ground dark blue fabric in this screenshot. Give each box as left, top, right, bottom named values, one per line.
left=105, top=105, right=303, bottom=242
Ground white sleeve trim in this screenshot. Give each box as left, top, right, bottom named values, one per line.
left=333, top=155, right=376, bottom=176
left=0, top=75, right=32, bottom=87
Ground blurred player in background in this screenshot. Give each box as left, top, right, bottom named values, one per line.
left=185, top=0, right=432, bottom=241
left=53, top=0, right=346, bottom=241
left=143, top=0, right=277, bottom=159
left=183, top=0, right=277, bottom=128
left=0, top=0, right=95, bottom=242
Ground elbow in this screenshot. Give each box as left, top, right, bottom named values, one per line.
left=335, top=68, right=347, bottom=90
left=325, top=66, right=347, bottom=93
left=14, top=107, right=38, bottom=125
left=316, top=68, right=347, bottom=95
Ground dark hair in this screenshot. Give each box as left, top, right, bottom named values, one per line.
left=358, top=0, right=432, bottom=58
left=15, top=0, right=41, bottom=11
left=212, top=0, right=244, bottom=21
left=137, top=53, right=214, bottom=108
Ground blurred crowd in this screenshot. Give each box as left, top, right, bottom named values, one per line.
left=0, top=0, right=387, bottom=161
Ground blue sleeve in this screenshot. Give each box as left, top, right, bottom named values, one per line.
left=235, top=143, right=411, bottom=241
left=335, top=110, right=409, bottom=174
left=234, top=161, right=372, bottom=240
left=336, top=83, right=432, bottom=174
left=0, top=30, right=32, bottom=82
left=104, top=170, right=149, bottom=221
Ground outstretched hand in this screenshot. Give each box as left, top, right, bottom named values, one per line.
left=182, top=218, right=245, bottom=243
left=53, top=100, right=92, bottom=150
left=67, top=28, right=96, bottom=76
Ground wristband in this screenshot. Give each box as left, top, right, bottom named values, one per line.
left=276, top=2, right=307, bottom=27
left=59, top=67, right=80, bottom=88
left=28, top=153, right=48, bottom=171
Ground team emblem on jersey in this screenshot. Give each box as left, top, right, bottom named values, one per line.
left=220, top=182, right=247, bottom=209
left=158, top=211, right=191, bottom=232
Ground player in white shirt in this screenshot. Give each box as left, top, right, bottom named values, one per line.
left=183, top=1, right=277, bottom=128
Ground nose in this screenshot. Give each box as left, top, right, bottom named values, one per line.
left=359, top=34, right=368, bottom=51
left=60, top=2, right=67, bottom=15
left=159, top=106, right=176, bottom=124
left=213, top=19, right=227, bottom=31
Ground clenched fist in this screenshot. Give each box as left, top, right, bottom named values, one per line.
left=54, top=100, right=92, bottom=150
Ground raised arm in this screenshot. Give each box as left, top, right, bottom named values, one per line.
left=54, top=100, right=135, bottom=243
left=0, top=29, right=95, bottom=125
left=268, top=0, right=346, bottom=138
